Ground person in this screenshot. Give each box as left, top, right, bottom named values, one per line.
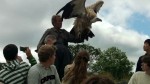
left=83, top=75, right=115, bottom=84
left=136, top=39, right=150, bottom=72
left=0, top=44, right=30, bottom=84
left=128, top=56, right=150, bottom=84
left=44, top=35, right=73, bottom=80
left=62, top=50, right=90, bottom=84
left=27, top=45, right=61, bottom=84
left=21, top=47, right=37, bottom=66
left=36, top=15, right=84, bottom=51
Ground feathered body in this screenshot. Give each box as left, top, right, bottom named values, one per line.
left=70, top=0, right=104, bottom=40
left=56, top=0, right=104, bottom=40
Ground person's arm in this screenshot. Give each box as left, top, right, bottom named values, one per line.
left=27, top=66, right=40, bottom=84
left=53, top=65, right=61, bottom=84
left=63, top=29, right=84, bottom=43
left=135, top=56, right=143, bottom=72
left=36, top=29, right=51, bottom=52
left=25, top=48, right=37, bottom=66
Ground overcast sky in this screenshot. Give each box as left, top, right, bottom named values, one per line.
left=0, top=0, right=150, bottom=71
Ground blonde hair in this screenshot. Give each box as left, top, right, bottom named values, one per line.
left=63, top=50, right=90, bottom=84
left=38, top=45, right=56, bottom=62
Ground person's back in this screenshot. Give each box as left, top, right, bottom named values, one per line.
left=55, top=44, right=73, bottom=80
left=62, top=50, right=90, bottom=84
left=0, top=44, right=30, bottom=84
left=0, top=60, right=30, bottom=84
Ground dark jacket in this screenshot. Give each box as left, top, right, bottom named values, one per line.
left=36, top=27, right=84, bottom=51
left=55, top=44, right=73, bottom=81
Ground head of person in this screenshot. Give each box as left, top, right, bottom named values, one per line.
left=38, top=45, right=56, bottom=64
left=143, top=39, right=150, bottom=52
left=44, top=35, right=57, bottom=45
left=74, top=50, right=90, bottom=68
left=141, top=56, right=150, bottom=71
left=63, top=50, right=90, bottom=84
left=3, top=44, right=18, bottom=61
left=83, top=75, right=115, bottom=84
left=51, top=15, right=62, bottom=29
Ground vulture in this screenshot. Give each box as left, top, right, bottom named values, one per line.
left=56, top=0, right=104, bottom=41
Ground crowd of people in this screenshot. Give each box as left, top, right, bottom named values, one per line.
left=0, top=15, right=150, bottom=84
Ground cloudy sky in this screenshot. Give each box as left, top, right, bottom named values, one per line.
left=0, top=0, right=150, bottom=71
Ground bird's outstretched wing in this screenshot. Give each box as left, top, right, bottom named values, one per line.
left=56, top=0, right=86, bottom=19
left=70, top=0, right=104, bottom=41
left=86, top=0, right=104, bottom=13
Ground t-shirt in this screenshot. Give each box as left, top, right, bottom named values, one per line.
left=27, top=64, right=61, bottom=84
left=128, top=71, right=150, bottom=84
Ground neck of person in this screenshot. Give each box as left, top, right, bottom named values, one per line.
left=40, top=61, right=52, bottom=69
left=146, top=50, right=150, bottom=55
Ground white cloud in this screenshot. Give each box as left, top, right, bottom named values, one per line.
left=0, top=0, right=150, bottom=71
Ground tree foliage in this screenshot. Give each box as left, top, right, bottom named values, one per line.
left=69, top=44, right=134, bottom=80
left=68, top=44, right=101, bottom=68
left=91, top=47, right=134, bottom=80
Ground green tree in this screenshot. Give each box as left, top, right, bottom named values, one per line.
left=92, top=47, right=134, bottom=80
left=68, top=44, right=101, bottom=69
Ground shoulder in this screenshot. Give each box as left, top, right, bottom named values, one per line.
left=19, top=61, right=30, bottom=69
left=61, top=29, right=68, bottom=33
left=134, top=71, right=145, bottom=76
left=50, top=65, right=56, bottom=69
left=28, top=64, right=40, bottom=74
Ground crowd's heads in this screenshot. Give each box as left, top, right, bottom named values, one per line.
left=44, top=35, right=57, bottom=45
left=3, top=44, right=18, bottom=61
left=38, top=45, right=56, bottom=62
left=84, top=75, right=115, bottom=84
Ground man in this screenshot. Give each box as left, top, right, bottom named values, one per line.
left=0, top=44, right=30, bottom=84
left=36, top=15, right=84, bottom=51
left=136, top=39, right=150, bottom=72
left=44, top=35, right=73, bottom=81
left=28, top=45, right=61, bottom=84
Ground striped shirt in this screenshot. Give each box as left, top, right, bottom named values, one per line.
left=0, top=60, right=30, bottom=84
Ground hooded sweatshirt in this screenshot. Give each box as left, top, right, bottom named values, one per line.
left=0, top=59, right=30, bottom=84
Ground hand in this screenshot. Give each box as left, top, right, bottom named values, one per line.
left=25, top=47, right=32, bottom=57
left=17, top=56, right=23, bottom=62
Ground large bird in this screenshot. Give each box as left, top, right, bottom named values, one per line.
left=56, top=0, right=104, bottom=40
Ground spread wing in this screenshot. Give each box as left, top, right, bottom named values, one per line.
left=70, top=0, right=104, bottom=41
left=56, top=0, right=86, bottom=19
left=86, top=0, right=104, bottom=13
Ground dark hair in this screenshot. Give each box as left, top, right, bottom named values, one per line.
left=84, top=75, right=115, bottom=84
left=38, top=45, right=56, bottom=62
left=3, top=44, right=18, bottom=61
left=142, top=56, right=150, bottom=67
left=144, top=39, right=150, bottom=45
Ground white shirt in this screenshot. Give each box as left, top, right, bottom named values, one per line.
left=128, top=71, right=150, bottom=84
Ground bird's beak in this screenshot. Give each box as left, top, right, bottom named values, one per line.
left=96, top=18, right=102, bottom=22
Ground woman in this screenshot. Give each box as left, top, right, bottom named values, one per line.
left=62, top=50, right=90, bottom=84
